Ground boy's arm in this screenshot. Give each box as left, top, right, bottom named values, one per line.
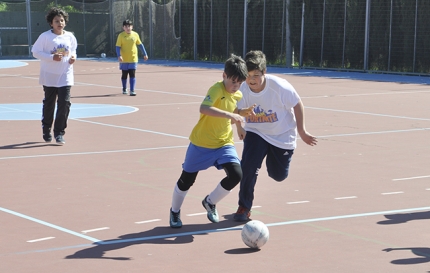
left=200, top=105, right=244, bottom=124
left=137, top=44, right=148, bottom=61
left=116, top=46, right=122, bottom=62
left=235, top=121, right=246, bottom=140
left=293, top=100, right=317, bottom=146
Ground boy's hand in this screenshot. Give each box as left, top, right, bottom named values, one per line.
left=68, top=55, right=76, bottom=64
left=229, top=113, right=245, bottom=125
left=53, top=53, right=63, bottom=61
left=118, top=56, right=123, bottom=62
left=299, top=130, right=317, bottom=146
left=236, top=123, right=246, bottom=140
left=239, top=104, right=257, bottom=117
left=143, top=56, right=148, bottom=61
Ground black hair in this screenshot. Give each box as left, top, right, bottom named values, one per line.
left=244, top=50, right=267, bottom=73
left=123, top=19, right=133, bottom=26
left=46, top=7, right=69, bottom=27
left=224, top=54, right=248, bottom=82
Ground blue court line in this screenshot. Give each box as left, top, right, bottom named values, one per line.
left=0, top=207, right=100, bottom=242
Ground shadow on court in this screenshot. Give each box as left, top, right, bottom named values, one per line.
left=377, top=211, right=430, bottom=225
left=383, top=247, right=430, bottom=265
left=65, top=220, right=243, bottom=260
left=0, top=142, right=59, bottom=149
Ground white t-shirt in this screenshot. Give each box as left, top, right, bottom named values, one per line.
left=238, top=74, right=300, bottom=149
left=31, top=30, right=77, bottom=87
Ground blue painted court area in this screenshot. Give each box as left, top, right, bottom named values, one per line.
left=0, top=103, right=137, bottom=121
left=0, top=60, right=28, bottom=69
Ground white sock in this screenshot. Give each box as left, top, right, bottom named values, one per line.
left=171, top=184, right=188, bottom=213
left=207, top=183, right=230, bottom=205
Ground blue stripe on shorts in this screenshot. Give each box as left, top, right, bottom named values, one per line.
left=182, top=143, right=240, bottom=173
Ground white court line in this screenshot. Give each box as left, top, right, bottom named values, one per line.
left=307, top=106, right=430, bottom=121
left=27, top=237, right=55, bottom=243
left=287, top=201, right=310, bottom=204
left=381, top=191, right=404, bottom=195
left=0, top=207, right=100, bottom=243
left=0, top=145, right=188, bottom=160
left=135, top=219, right=161, bottom=224
left=334, top=196, right=357, bottom=200
left=393, top=175, right=430, bottom=181
left=81, top=227, right=109, bottom=234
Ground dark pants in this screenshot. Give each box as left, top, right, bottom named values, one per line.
left=42, top=86, right=71, bottom=136
left=238, top=131, right=294, bottom=209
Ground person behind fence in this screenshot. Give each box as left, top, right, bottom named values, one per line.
left=233, top=50, right=318, bottom=222
left=115, top=19, right=148, bottom=96
left=31, top=7, right=77, bottom=145
left=169, top=54, right=256, bottom=228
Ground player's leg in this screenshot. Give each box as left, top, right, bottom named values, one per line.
left=53, top=86, right=71, bottom=144
left=128, top=69, right=136, bottom=96
left=121, top=69, right=128, bottom=94
left=266, top=145, right=294, bottom=182
left=235, top=132, right=268, bottom=221
left=170, top=170, right=198, bottom=228
left=203, top=161, right=242, bottom=223
left=41, top=86, right=57, bottom=142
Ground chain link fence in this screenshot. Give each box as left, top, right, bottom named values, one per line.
left=0, top=0, right=429, bottom=74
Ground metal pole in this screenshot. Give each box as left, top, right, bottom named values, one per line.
left=210, top=0, right=213, bottom=61
left=388, top=0, right=392, bottom=71
left=285, top=0, right=292, bottom=67
left=413, top=0, right=418, bottom=73
left=262, top=0, right=266, bottom=52
left=193, top=0, right=197, bottom=60
left=243, top=0, right=247, bottom=57
left=149, top=1, right=153, bottom=57
left=320, top=0, right=326, bottom=67
left=25, top=0, right=32, bottom=57
left=227, top=0, right=230, bottom=58
left=363, top=0, right=371, bottom=71
left=342, top=0, right=347, bottom=68
left=299, top=0, right=305, bottom=67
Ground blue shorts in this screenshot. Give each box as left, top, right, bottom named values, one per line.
left=119, top=63, right=137, bottom=70
left=182, top=143, right=240, bottom=173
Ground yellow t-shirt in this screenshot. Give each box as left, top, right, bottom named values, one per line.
left=115, top=31, right=142, bottom=63
left=189, top=81, right=242, bottom=149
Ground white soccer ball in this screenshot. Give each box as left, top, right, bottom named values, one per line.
left=101, top=53, right=106, bottom=58
left=241, top=220, right=269, bottom=249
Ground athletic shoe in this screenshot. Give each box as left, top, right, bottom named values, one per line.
left=169, top=209, right=182, bottom=228
left=233, top=206, right=251, bottom=222
left=55, top=135, right=65, bottom=145
left=129, top=90, right=136, bottom=96
left=202, top=195, right=219, bottom=223
left=43, top=133, right=52, bottom=143
left=122, top=89, right=127, bottom=95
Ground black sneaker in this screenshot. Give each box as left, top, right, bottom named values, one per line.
left=233, top=206, right=251, bottom=222
left=130, top=90, right=136, bottom=96
left=122, top=88, right=127, bottom=95
left=43, top=133, right=52, bottom=143
left=202, top=195, right=219, bottom=223
left=55, top=135, right=65, bottom=145
left=169, top=209, right=182, bottom=228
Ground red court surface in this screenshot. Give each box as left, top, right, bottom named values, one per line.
left=1, top=59, right=430, bottom=272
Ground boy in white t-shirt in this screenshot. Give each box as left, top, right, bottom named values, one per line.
left=32, top=7, right=77, bottom=144
left=233, top=50, right=317, bottom=221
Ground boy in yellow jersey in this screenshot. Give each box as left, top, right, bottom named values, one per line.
left=169, top=54, right=256, bottom=228
left=116, top=19, right=148, bottom=96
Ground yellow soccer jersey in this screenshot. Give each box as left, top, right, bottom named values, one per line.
left=116, top=31, right=142, bottom=63
left=189, top=81, right=242, bottom=149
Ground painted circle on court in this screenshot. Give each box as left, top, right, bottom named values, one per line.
left=0, top=103, right=138, bottom=121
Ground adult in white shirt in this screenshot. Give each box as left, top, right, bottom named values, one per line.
left=234, top=50, right=317, bottom=221
left=32, top=7, right=77, bottom=145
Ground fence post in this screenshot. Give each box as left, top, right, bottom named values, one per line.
left=285, top=0, right=292, bottom=67
left=193, top=0, right=197, bottom=60
left=26, top=0, right=32, bottom=57
left=243, top=0, right=247, bottom=58
left=299, top=0, right=304, bottom=67
left=364, top=0, right=371, bottom=71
